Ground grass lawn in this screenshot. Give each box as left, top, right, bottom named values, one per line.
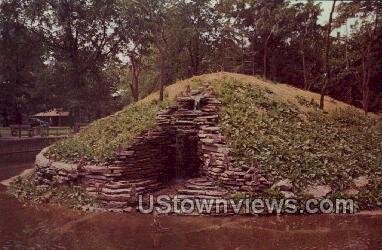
left=0, top=127, right=11, bottom=137
left=0, top=126, right=71, bottom=138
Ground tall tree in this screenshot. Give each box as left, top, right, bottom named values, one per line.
left=129, top=0, right=192, bottom=101
left=226, top=0, right=294, bottom=79
left=180, top=0, right=218, bottom=76
left=118, top=0, right=153, bottom=102
left=319, top=0, right=337, bottom=110
left=336, top=0, right=381, bottom=113
left=26, top=0, right=121, bottom=120
left=293, top=0, right=322, bottom=90
left=0, top=0, right=45, bottom=125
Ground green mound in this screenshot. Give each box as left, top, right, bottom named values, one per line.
left=46, top=73, right=382, bottom=207
left=46, top=101, right=170, bottom=163
left=214, top=80, right=382, bottom=208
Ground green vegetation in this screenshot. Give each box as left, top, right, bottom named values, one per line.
left=295, top=95, right=319, bottom=110
left=43, top=74, right=382, bottom=208
left=214, top=79, right=382, bottom=208
left=0, top=127, right=11, bottom=137
left=46, top=101, right=170, bottom=164
left=1, top=0, right=381, bottom=126
left=8, top=174, right=97, bottom=209
left=47, top=127, right=72, bottom=137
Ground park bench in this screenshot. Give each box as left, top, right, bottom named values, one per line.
left=10, top=124, right=34, bottom=137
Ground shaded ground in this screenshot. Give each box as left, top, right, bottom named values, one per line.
left=0, top=158, right=382, bottom=249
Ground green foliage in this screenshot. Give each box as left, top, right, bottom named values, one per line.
left=295, top=95, right=319, bottom=109
left=214, top=79, right=382, bottom=208
left=46, top=100, right=170, bottom=163
left=44, top=76, right=382, bottom=208
left=8, top=174, right=97, bottom=209
left=261, top=188, right=285, bottom=200
left=231, top=192, right=250, bottom=202
left=0, top=0, right=46, bottom=124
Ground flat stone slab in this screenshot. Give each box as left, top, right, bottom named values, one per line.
left=353, top=176, right=369, bottom=188
left=272, top=179, right=293, bottom=191
left=281, top=191, right=295, bottom=199
left=36, top=147, right=79, bottom=171
left=305, top=185, right=331, bottom=198
left=344, top=188, right=359, bottom=196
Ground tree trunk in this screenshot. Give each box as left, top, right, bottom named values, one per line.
left=319, top=77, right=328, bottom=110
left=302, top=52, right=308, bottom=90
left=361, top=3, right=379, bottom=114
left=362, top=46, right=371, bottom=115
left=194, top=40, right=199, bottom=75
left=159, top=54, right=165, bottom=101
left=263, top=28, right=274, bottom=79
left=193, top=37, right=200, bottom=75
left=187, top=38, right=200, bottom=76
left=129, top=55, right=140, bottom=102
left=252, top=40, right=256, bottom=75
left=153, top=28, right=167, bottom=102
left=270, top=52, right=276, bottom=81
left=129, top=76, right=139, bottom=103
left=301, top=19, right=309, bottom=90
left=263, top=42, right=268, bottom=79
left=319, top=0, right=337, bottom=110
left=241, top=35, right=245, bottom=74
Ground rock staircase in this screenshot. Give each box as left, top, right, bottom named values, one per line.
left=86, top=178, right=162, bottom=212
left=168, top=177, right=234, bottom=215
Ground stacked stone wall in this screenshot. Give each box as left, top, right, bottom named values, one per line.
left=34, top=88, right=271, bottom=211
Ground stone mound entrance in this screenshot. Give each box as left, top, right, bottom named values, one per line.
left=172, top=131, right=200, bottom=180
left=35, top=87, right=272, bottom=212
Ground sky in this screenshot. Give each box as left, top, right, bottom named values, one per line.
left=292, top=0, right=355, bottom=36
left=316, top=1, right=337, bottom=24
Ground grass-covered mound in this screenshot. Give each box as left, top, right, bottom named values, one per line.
left=46, top=102, right=169, bottom=163
left=46, top=75, right=202, bottom=163
left=213, top=79, right=382, bottom=208
left=45, top=72, right=381, bottom=208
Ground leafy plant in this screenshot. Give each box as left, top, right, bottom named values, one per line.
left=8, top=174, right=98, bottom=209
left=43, top=76, right=382, bottom=209
left=46, top=100, right=170, bottom=163
left=214, top=79, right=382, bottom=209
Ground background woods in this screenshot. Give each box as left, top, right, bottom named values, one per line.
left=0, top=0, right=381, bottom=124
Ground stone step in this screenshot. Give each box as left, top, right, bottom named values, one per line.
left=172, top=194, right=223, bottom=200
left=99, top=193, right=131, bottom=202
left=187, top=179, right=215, bottom=187
left=176, top=189, right=227, bottom=197
left=183, top=183, right=219, bottom=191
left=129, top=179, right=159, bottom=186
left=84, top=175, right=108, bottom=181
left=102, top=188, right=131, bottom=195
left=104, top=181, right=132, bottom=189
left=104, top=179, right=159, bottom=189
